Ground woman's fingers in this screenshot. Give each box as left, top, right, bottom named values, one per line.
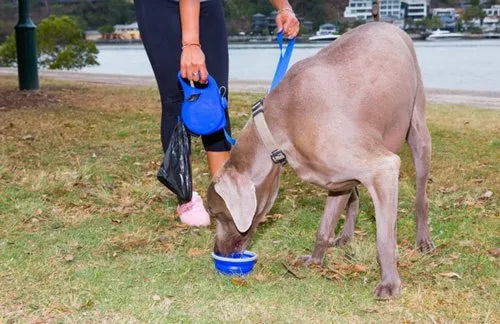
left=188, top=64, right=201, bottom=82
left=199, top=64, right=208, bottom=84
left=283, top=19, right=292, bottom=37
left=291, top=19, right=300, bottom=38
left=180, top=59, right=188, bottom=79
left=180, top=46, right=207, bottom=83
left=283, top=15, right=299, bottom=38
left=275, top=9, right=300, bottom=38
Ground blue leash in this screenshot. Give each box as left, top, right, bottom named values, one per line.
left=270, top=31, right=296, bottom=91
left=227, top=32, right=295, bottom=146
left=224, top=128, right=235, bottom=146
left=221, top=95, right=236, bottom=146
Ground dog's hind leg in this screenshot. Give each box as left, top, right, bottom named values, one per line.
left=331, top=187, right=359, bottom=247
left=361, top=153, right=402, bottom=299
left=407, top=83, right=435, bottom=253
left=299, top=191, right=350, bottom=266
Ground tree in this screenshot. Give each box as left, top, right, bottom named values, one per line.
left=97, top=25, right=115, bottom=35
left=462, top=0, right=486, bottom=24
left=0, top=15, right=99, bottom=70
left=72, top=0, right=136, bottom=30
left=462, top=6, right=486, bottom=23
left=0, top=33, right=16, bottom=67
left=415, top=16, right=441, bottom=30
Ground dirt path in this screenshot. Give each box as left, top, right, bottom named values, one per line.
left=1, top=68, right=499, bottom=109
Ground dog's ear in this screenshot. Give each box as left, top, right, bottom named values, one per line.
left=214, top=168, right=257, bottom=233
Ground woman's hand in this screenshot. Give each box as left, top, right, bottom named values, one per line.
left=180, top=44, right=208, bottom=84
left=275, top=7, right=300, bottom=38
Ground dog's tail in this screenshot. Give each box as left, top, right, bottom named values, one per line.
left=372, top=0, right=380, bottom=22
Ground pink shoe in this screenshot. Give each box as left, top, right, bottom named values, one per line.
left=176, top=192, right=211, bottom=227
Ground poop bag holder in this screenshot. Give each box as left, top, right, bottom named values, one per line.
left=157, top=118, right=192, bottom=204
left=177, top=72, right=235, bottom=145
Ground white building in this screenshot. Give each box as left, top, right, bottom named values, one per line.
left=113, top=22, right=140, bottom=40
left=483, top=5, right=500, bottom=17
left=84, top=30, right=101, bottom=41
left=380, top=0, right=404, bottom=18
left=114, top=22, right=139, bottom=33
left=431, top=8, right=457, bottom=18
left=402, top=0, right=427, bottom=20
left=344, top=0, right=372, bottom=20
left=344, top=0, right=403, bottom=20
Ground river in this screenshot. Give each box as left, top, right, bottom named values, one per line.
left=81, top=40, right=500, bottom=92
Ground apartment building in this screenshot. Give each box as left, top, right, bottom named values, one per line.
left=402, top=0, right=427, bottom=20
left=483, top=5, right=500, bottom=17
left=344, top=0, right=403, bottom=20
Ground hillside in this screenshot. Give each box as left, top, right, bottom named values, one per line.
left=1, top=0, right=496, bottom=41
left=0, top=0, right=355, bottom=41
left=0, top=0, right=135, bottom=41
left=223, top=0, right=349, bottom=33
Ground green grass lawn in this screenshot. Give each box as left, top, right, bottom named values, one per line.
left=0, top=77, right=498, bottom=323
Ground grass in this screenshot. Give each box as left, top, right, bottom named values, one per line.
left=0, top=76, right=498, bottom=323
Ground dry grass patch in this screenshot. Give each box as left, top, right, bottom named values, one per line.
left=108, top=229, right=155, bottom=252
left=0, top=76, right=498, bottom=322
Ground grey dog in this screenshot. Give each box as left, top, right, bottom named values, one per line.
left=207, top=22, right=434, bottom=299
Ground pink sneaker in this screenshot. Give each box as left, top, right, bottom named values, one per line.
left=176, top=192, right=211, bottom=227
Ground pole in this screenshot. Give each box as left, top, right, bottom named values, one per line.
left=372, top=0, right=380, bottom=22
left=15, top=0, right=39, bottom=90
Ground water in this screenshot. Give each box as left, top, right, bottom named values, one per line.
left=81, top=40, right=500, bottom=91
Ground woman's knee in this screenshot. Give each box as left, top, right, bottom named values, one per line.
left=201, top=130, right=231, bottom=152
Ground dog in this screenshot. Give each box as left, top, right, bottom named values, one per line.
left=207, top=22, right=434, bottom=299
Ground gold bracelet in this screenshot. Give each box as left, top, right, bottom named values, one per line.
left=181, top=43, right=201, bottom=50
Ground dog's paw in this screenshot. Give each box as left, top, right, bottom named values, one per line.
left=330, top=234, right=353, bottom=247
left=373, top=279, right=401, bottom=299
left=416, top=237, right=435, bottom=253
left=298, top=255, right=322, bottom=267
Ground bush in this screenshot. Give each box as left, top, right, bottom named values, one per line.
left=0, top=15, right=99, bottom=70
left=0, top=33, right=16, bottom=67
left=467, top=26, right=483, bottom=34
left=98, top=25, right=115, bottom=34
left=415, top=16, right=441, bottom=30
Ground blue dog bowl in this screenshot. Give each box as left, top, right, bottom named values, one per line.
left=212, top=250, right=257, bottom=276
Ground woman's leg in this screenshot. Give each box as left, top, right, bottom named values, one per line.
left=200, top=0, right=231, bottom=177
left=135, top=0, right=210, bottom=226
left=134, top=0, right=185, bottom=153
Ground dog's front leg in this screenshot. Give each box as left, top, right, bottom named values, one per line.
left=299, top=191, right=350, bottom=266
left=331, top=187, right=359, bottom=247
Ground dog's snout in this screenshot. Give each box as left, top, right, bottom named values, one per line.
left=213, top=242, right=221, bottom=255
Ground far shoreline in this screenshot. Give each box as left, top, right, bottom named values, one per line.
left=91, top=34, right=500, bottom=45
left=1, top=67, right=499, bottom=110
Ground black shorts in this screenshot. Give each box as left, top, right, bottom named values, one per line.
left=134, top=0, right=231, bottom=152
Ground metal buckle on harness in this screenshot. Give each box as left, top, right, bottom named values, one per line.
left=251, top=99, right=264, bottom=117
left=252, top=98, right=287, bottom=166
left=271, top=149, right=287, bottom=165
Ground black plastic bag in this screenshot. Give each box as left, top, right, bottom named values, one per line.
left=157, top=119, right=192, bottom=203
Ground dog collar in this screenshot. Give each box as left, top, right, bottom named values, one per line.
left=251, top=99, right=288, bottom=166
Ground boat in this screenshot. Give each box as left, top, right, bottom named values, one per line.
left=308, top=34, right=341, bottom=41
left=308, top=23, right=340, bottom=42
left=426, top=29, right=465, bottom=41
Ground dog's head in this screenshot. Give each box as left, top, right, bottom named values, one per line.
left=207, top=165, right=261, bottom=256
